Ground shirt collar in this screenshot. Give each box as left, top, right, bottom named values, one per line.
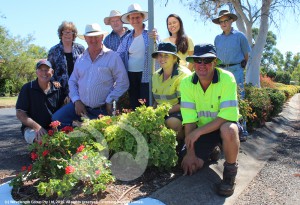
left=158, top=64, right=179, bottom=78
left=192, top=68, right=219, bottom=84
left=222, top=27, right=235, bottom=35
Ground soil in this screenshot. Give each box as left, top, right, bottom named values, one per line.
left=11, top=165, right=183, bottom=205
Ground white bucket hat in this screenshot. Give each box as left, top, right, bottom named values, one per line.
left=121, top=3, right=148, bottom=24
left=78, top=23, right=108, bottom=40
left=104, top=10, right=122, bottom=25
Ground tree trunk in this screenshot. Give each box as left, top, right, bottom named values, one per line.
left=245, top=0, right=272, bottom=87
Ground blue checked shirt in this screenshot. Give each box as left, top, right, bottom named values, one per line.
left=103, top=27, right=131, bottom=51
left=214, top=28, right=251, bottom=65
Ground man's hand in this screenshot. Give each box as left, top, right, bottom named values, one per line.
left=181, top=152, right=203, bottom=176
left=185, top=128, right=201, bottom=150
left=34, top=126, right=47, bottom=143
left=74, top=100, right=87, bottom=116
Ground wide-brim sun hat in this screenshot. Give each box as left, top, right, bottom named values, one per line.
left=121, top=3, right=148, bottom=24
left=152, top=42, right=180, bottom=60
left=186, top=44, right=222, bottom=65
left=104, top=10, right=122, bottom=25
left=212, top=10, right=238, bottom=24
left=78, top=23, right=108, bottom=40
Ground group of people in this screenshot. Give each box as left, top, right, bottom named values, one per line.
left=16, top=3, right=251, bottom=197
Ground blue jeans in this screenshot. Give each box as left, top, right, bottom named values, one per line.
left=223, top=65, right=245, bottom=99
left=52, top=102, right=107, bottom=128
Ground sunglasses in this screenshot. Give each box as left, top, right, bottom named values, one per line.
left=194, top=58, right=216, bottom=64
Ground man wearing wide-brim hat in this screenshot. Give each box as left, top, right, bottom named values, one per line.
left=181, top=44, right=240, bottom=197
left=212, top=10, right=251, bottom=100
left=53, top=23, right=129, bottom=126
left=103, top=10, right=131, bottom=51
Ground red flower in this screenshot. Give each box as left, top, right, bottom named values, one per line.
left=31, top=152, right=38, bottom=160
left=27, top=164, right=32, bottom=172
left=21, top=166, right=27, bottom=171
left=61, top=126, right=74, bottom=134
left=49, top=121, right=61, bottom=128
left=95, top=170, right=101, bottom=175
left=42, top=150, right=50, bottom=157
left=38, top=141, right=43, bottom=145
left=76, top=145, right=85, bottom=153
left=65, top=166, right=75, bottom=175
left=48, top=130, right=54, bottom=136
left=83, top=155, right=88, bottom=160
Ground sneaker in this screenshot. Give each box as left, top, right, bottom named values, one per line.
left=209, top=145, right=221, bottom=162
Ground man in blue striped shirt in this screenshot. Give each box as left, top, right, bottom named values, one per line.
left=103, top=10, right=131, bottom=51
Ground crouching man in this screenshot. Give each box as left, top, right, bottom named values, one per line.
left=180, top=44, right=240, bottom=196
left=16, top=60, right=66, bottom=144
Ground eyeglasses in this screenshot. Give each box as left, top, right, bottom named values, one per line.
left=62, top=31, right=74, bottom=35
left=219, top=18, right=231, bottom=24
left=194, top=58, right=216, bottom=64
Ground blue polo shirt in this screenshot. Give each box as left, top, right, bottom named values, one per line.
left=16, top=79, right=66, bottom=134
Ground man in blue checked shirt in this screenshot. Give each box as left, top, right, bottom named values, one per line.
left=103, top=10, right=131, bottom=51
left=213, top=10, right=251, bottom=99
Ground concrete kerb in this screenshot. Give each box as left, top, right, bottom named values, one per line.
left=149, top=94, right=299, bottom=205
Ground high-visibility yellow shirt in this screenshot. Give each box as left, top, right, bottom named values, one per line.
left=180, top=67, right=239, bottom=127
left=152, top=65, right=191, bottom=106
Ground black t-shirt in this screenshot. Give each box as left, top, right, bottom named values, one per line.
left=64, top=52, right=74, bottom=77
left=16, top=79, right=66, bottom=134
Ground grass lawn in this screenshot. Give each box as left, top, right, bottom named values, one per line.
left=0, top=96, right=17, bottom=107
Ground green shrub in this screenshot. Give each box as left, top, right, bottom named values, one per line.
left=245, top=86, right=273, bottom=127
left=265, top=88, right=286, bottom=119
left=274, top=72, right=291, bottom=85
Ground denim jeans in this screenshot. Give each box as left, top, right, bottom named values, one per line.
left=222, top=65, right=245, bottom=99
left=52, top=102, right=107, bottom=128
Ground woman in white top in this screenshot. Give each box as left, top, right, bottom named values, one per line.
left=163, top=14, right=194, bottom=71
left=117, top=3, right=157, bottom=109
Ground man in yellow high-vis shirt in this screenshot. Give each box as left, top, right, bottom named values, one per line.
left=180, top=44, right=240, bottom=197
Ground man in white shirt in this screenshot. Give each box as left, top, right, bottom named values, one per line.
left=52, top=23, right=129, bottom=127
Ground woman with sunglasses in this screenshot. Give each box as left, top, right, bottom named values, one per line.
left=163, top=14, right=194, bottom=71
left=151, top=42, right=191, bottom=141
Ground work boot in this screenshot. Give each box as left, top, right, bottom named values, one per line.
left=217, top=162, right=238, bottom=196
left=209, top=145, right=221, bottom=162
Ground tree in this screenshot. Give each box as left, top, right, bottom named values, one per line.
left=253, top=28, right=277, bottom=72
left=284, top=51, right=294, bottom=73
left=0, top=25, right=47, bottom=94
left=166, top=0, right=300, bottom=87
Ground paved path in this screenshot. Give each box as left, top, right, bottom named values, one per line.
left=150, top=93, right=300, bottom=205
left=0, top=108, right=30, bottom=183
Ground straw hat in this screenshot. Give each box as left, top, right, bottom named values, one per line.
left=77, top=23, right=108, bottom=40
left=212, top=10, right=238, bottom=24
left=104, top=10, right=122, bottom=25
left=121, top=3, right=148, bottom=24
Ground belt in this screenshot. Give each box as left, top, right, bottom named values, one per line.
left=219, top=63, right=240, bottom=68
left=86, top=104, right=106, bottom=110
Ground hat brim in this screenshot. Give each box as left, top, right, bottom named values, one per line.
left=152, top=51, right=181, bottom=60
left=186, top=54, right=222, bottom=65
left=121, top=11, right=148, bottom=24
left=212, top=13, right=238, bottom=24
left=104, top=16, right=122, bottom=25
left=77, top=31, right=108, bottom=40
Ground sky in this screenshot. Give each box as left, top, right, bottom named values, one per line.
left=0, top=0, right=299, bottom=55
